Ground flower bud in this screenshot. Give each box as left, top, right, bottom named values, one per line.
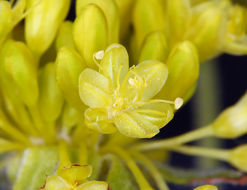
left=76, top=0, right=119, bottom=43
left=115, top=0, right=134, bottom=40
left=25, top=0, right=71, bottom=56
left=55, top=21, right=75, bottom=51
left=0, top=40, right=38, bottom=106
left=166, top=0, right=191, bottom=45
left=187, top=4, right=226, bottom=61
left=11, top=0, right=26, bottom=26
left=212, top=93, right=247, bottom=138
left=139, top=31, right=169, bottom=63
left=194, top=185, right=218, bottom=190
left=38, top=63, right=64, bottom=122
left=229, top=145, right=247, bottom=172
left=133, top=0, right=166, bottom=48
left=0, top=1, right=12, bottom=46
left=73, top=4, right=108, bottom=69
left=156, top=41, right=199, bottom=100
left=99, top=44, right=129, bottom=89
left=56, top=46, right=87, bottom=112
left=62, top=103, right=79, bottom=133
left=224, top=5, right=247, bottom=55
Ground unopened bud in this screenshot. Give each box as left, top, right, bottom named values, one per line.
left=76, top=0, right=119, bottom=43
left=212, top=93, right=247, bottom=138
left=0, top=1, right=12, bottom=46
left=56, top=46, right=87, bottom=112
left=0, top=40, right=38, bottom=106
left=133, top=0, right=166, bottom=48
left=229, top=144, right=247, bottom=172
left=139, top=31, right=169, bottom=63
left=187, top=5, right=226, bottom=61
left=73, top=4, right=107, bottom=69
left=25, top=0, right=71, bottom=56
left=156, top=41, right=199, bottom=100
left=38, top=63, right=64, bottom=122
left=55, top=21, right=75, bottom=51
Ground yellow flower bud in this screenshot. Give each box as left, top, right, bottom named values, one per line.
left=0, top=1, right=12, bottom=45
left=25, top=0, right=71, bottom=56
left=55, top=21, right=75, bottom=51
left=187, top=4, right=226, bottom=61
left=56, top=46, right=87, bottom=112
left=133, top=0, right=166, bottom=48
left=115, top=0, right=135, bottom=41
left=156, top=41, right=199, bottom=100
left=212, top=93, right=247, bottom=138
left=229, top=145, right=247, bottom=172
left=194, top=185, right=218, bottom=190
left=76, top=0, right=119, bottom=43
left=61, top=103, right=79, bottom=133
left=38, top=63, right=64, bottom=122
left=166, top=0, right=191, bottom=45
left=0, top=40, right=38, bottom=106
left=224, top=5, right=247, bottom=55
left=73, top=4, right=108, bottom=69
left=139, top=31, right=169, bottom=63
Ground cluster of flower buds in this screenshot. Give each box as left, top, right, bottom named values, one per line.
left=133, top=0, right=247, bottom=61
left=0, top=0, right=246, bottom=190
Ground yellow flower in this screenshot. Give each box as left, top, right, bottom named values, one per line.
left=41, top=164, right=108, bottom=190
left=194, top=184, right=218, bottom=190
left=79, top=44, right=181, bottom=138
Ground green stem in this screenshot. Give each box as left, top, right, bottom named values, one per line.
left=101, top=146, right=154, bottom=190
left=130, top=125, right=214, bottom=151
left=168, top=145, right=229, bottom=162
left=131, top=151, right=170, bottom=190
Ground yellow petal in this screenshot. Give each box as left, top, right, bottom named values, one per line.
left=100, top=43, right=129, bottom=89
left=79, top=68, right=112, bottom=108
left=42, top=176, right=70, bottom=190
left=135, top=60, right=168, bottom=100
left=114, top=112, right=160, bottom=138
left=57, top=165, right=92, bottom=185
left=76, top=181, right=108, bottom=190
left=85, top=108, right=116, bottom=134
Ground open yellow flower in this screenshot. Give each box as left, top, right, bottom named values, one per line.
left=41, top=164, right=108, bottom=190
left=79, top=44, right=181, bottom=138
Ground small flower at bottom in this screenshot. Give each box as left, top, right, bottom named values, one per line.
left=194, top=184, right=218, bottom=190
left=40, top=164, right=109, bottom=190
left=79, top=43, right=181, bottom=138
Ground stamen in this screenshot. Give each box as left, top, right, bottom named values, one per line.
left=94, top=50, right=104, bottom=60
left=135, top=109, right=166, bottom=116
left=174, top=97, right=184, bottom=110
left=93, top=50, right=104, bottom=70
left=135, top=97, right=184, bottom=110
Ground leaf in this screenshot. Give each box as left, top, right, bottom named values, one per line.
left=107, top=156, right=138, bottom=190
left=13, top=146, right=59, bottom=190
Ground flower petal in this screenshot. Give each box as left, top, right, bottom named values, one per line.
left=100, top=44, right=129, bottom=89
left=43, top=176, right=70, bottom=190
left=79, top=68, right=112, bottom=108
left=114, top=112, right=159, bottom=138
left=85, top=108, right=116, bottom=134
left=76, top=181, right=109, bottom=190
